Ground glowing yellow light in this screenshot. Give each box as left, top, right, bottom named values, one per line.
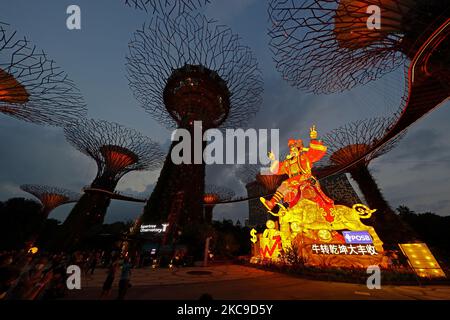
left=399, top=243, right=446, bottom=279
left=28, top=247, right=39, bottom=254
left=250, top=228, right=257, bottom=244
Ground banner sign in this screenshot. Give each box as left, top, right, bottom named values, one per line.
left=342, top=231, right=373, bottom=244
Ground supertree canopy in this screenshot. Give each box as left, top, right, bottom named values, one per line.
left=57, top=119, right=164, bottom=249
left=0, top=22, right=86, bottom=125
left=64, top=119, right=164, bottom=187
left=126, top=13, right=263, bottom=241
left=20, top=184, right=80, bottom=217
left=124, top=0, right=210, bottom=14
left=127, top=13, right=263, bottom=129
left=268, top=0, right=450, bottom=93
left=203, top=184, right=235, bottom=222
left=320, top=117, right=416, bottom=246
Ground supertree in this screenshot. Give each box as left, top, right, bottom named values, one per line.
left=320, top=117, right=416, bottom=245
left=124, top=0, right=210, bottom=14
left=20, top=184, right=80, bottom=217
left=203, top=184, right=235, bottom=222
left=57, top=119, right=164, bottom=248
left=268, top=0, right=450, bottom=93
left=19, top=184, right=80, bottom=247
left=0, top=22, right=86, bottom=125
left=126, top=13, right=263, bottom=242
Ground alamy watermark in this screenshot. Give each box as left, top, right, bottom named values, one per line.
left=366, top=265, right=381, bottom=289
left=170, top=121, right=279, bottom=172
left=66, top=5, right=81, bottom=30
left=66, top=265, right=81, bottom=290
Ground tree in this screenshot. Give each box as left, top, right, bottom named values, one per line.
left=0, top=198, right=43, bottom=250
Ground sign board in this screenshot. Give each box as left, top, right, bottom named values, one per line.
left=343, top=231, right=373, bottom=244
left=140, top=223, right=169, bottom=233
left=311, top=243, right=378, bottom=255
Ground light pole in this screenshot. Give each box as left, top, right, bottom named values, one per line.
left=203, top=236, right=212, bottom=267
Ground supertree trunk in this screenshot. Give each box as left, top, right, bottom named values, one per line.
left=204, top=205, right=214, bottom=223
left=55, top=179, right=118, bottom=250
left=349, top=164, right=417, bottom=247
left=142, top=137, right=206, bottom=242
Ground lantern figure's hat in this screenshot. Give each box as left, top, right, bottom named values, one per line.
left=288, top=138, right=303, bottom=148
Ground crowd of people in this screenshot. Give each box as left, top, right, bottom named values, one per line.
left=0, top=249, right=133, bottom=300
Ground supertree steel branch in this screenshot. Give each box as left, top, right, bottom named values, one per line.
left=56, top=119, right=164, bottom=250
left=203, top=184, right=235, bottom=222
left=268, top=0, right=450, bottom=93
left=124, top=0, right=210, bottom=15
left=320, top=117, right=416, bottom=245
left=127, top=13, right=263, bottom=251
left=64, top=119, right=164, bottom=187
left=126, top=12, right=263, bottom=129
left=0, top=22, right=87, bottom=125
left=20, top=184, right=80, bottom=217
left=321, top=117, right=404, bottom=169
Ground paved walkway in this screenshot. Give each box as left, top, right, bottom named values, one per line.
left=67, top=264, right=450, bottom=300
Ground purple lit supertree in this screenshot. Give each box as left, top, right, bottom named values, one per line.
left=126, top=12, right=263, bottom=244
left=0, top=22, right=86, bottom=125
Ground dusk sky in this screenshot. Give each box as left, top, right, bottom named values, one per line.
left=1, top=0, right=449, bottom=225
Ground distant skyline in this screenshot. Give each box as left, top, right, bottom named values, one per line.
left=1, top=0, right=449, bottom=225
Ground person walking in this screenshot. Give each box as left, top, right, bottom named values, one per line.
left=116, top=258, right=132, bottom=300
left=89, top=252, right=98, bottom=275
left=100, top=259, right=119, bottom=299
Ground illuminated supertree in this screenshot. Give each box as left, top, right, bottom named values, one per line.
left=268, top=0, right=450, bottom=93
left=127, top=13, right=263, bottom=239
left=203, top=184, right=235, bottom=222
left=124, top=0, right=210, bottom=14
left=58, top=119, right=164, bottom=248
left=321, top=117, right=416, bottom=245
left=20, top=184, right=80, bottom=217
left=0, top=22, right=86, bottom=125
